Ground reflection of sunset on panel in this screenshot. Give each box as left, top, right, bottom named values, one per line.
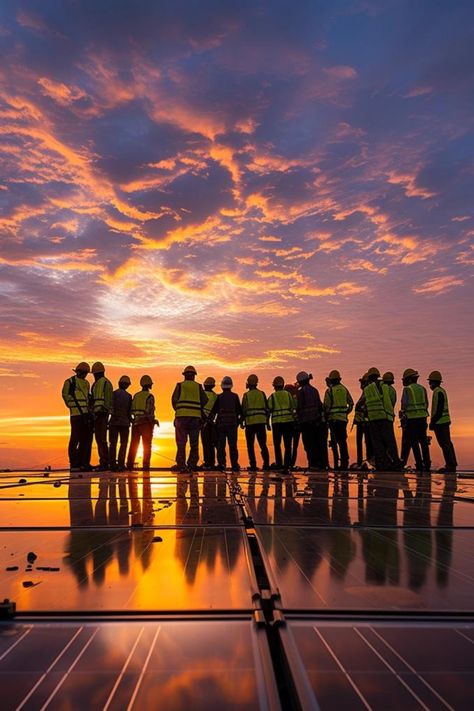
left=0, top=1, right=473, bottom=468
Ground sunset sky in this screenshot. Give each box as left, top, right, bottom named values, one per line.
left=0, top=0, right=473, bottom=469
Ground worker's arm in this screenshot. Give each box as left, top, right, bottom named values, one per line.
left=104, top=380, right=113, bottom=413
left=61, top=378, right=73, bottom=409
left=200, top=386, right=208, bottom=408
left=171, top=383, right=180, bottom=410
left=346, top=388, right=354, bottom=415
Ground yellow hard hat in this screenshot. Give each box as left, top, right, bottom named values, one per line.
left=428, top=370, right=442, bottom=382
left=74, top=362, right=90, bottom=373
left=204, top=376, right=216, bottom=387
left=247, top=373, right=259, bottom=386
left=403, top=368, right=419, bottom=379
left=382, top=371, right=394, bottom=383
left=328, top=369, right=341, bottom=380
left=119, top=375, right=131, bottom=385
left=91, top=361, right=105, bottom=374
left=182, top=365, right=197, bottom=375
left=140, top=374, right=153, bottom=386
left=273, top=376, right=285, bottom=387
left=367, top=367, right=380, bottom=378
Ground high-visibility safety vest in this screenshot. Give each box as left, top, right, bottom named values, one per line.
left=62, top=376, right=90, bottom=416
left=325, top=384, right=351, bottom=422
left=387, top=384, right=397, bottom=408
left=403, top=383, right=429, bottom=419
left=175, top=380, right=202, bottom=418
left=203, top=390, right=217, bottom=417
left=132, top=391, right=154, bottom=423
left=242, top=389, right=267, bottom=425
left=364, top=382, right=393, bottom=422
left=268, top=390, right=294, bottom=424
left=431, top=386, right=451, bottom=425
left=91, top=376, right=113, bottom=414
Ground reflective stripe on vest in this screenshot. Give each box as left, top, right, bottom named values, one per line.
left=92, top=377, right=112, bottom=413
left=364, top=382, right=391, bottom=421
left=431, top=386, right=450, bottom=425
left=327, top=384, right=350, bottom=422
left=176, top=380, right=202, bottom=417
left=64, top=376, right=89, bottom=416
left=132, top=391, right=153, bottom=419
left=243, top=389, right=267, bottom=425
left=269, top=390, right=294, bottom=424
left=203, top=390, right=217, bottom=416
left=404, top=383, right=429, bottom=419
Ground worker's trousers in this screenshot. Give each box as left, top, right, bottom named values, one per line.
left=175, top=417, right=201, bottom=469
left=201, top=421, right=217, bottom=468
left=369, top=419, right=400, bottom=471
left=271, top=422, right=293, bottom=470
left=328, top=420, right=349, bottom=470
left=94, top=413, right=109, bottom=467
left=69, top=414, right=93, bottom=469
left=127, top=422, right=154, bottom=469
left=433, top=424, right=457, bottom=470
left=245, top=424, right=269, bottom=469
left=406, top=418, right=431, bottom=471
left=109, top=425, right=130, bottom=469
left=217, top=424, right=239, bottom=470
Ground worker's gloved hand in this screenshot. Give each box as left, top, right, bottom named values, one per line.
left=154, top=419, right=160, bottom=427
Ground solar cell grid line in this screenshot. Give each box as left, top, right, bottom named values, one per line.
left=0, top=627, right=32, bottom=661
left=14, top=626, right=84, bottom=711
left=455, top=629, right=474, bottom=645
left=369, top=627, right=455, bottom=711
left=352, top=627, right=431, bottom=711
left=102, top=626, right=145, bottom=711
left=125, top=625, right=161, bottom=711
left=312, top=627, right=372, bottom=711
left=37, top=626, right=99, bottom=711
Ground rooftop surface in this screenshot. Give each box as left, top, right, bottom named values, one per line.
left=1, top=468, right=473, bottom=710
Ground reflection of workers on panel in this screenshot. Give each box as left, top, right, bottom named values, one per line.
left=324, top=370, right=353, bottom=471
left=109, top=375, right=132, bottom=471
left=268, top=376, right=296, bottom=473
left=428, top=371, right=457, bottom=473
left=172, top=365, right=208, bottom=474
left=62, top=361, right=93, bottom=472
left=210, top=376, right=242, bottom=472
left=242, top=374, right=270, bottom=472
left=90, top=361, right=113, bottom=471
left=400, top=368, right=431, bottom=473
left=127, top=375, right=158, bottom=471
left=201, top=376, right=218, bottom=470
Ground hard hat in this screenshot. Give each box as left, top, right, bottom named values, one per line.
left=296, top=371, right=310, bottom=383
left=382, top=371, right=394, bottom=383
left=403, top=368, right=419, bottom=379
left=204, top=376, right=216, bottom=387
left=221, top=376, right=233, bottom=389
left=74, top=362, right=90, bottom=373
left=119, top=375, right=131, bottom=385
left=140, top=374, right=153, bottom=386
left=273, top=376, right=285, bottom=387
left=428, top=370, right=442, bottom=382
left=247, top=373, right=259, bottom=386
left=182, top=365, right=197, bottom=375
left=328, top=369, right=341, bottom=380
left=91, top=361, right=105, bottom=374
left=367, top=367, right=380, bottom=378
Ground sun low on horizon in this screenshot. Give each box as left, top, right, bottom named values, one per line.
left=0, top=0, right=473, bottom=469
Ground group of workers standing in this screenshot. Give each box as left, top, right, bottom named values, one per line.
left=62, top=362, right=457, bottom=475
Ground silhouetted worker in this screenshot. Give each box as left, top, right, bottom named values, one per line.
left=400, top=368, right=431, bottom=473
left=242, top=374, right=270, bottom=471
left=109, top=375, right=132, bottom=471
left=201, top=376, right=218, bottom=469
left=324, top=369, right=354, bottom=470
left=364, top=367, right=401, bottom=471
left=285, top=383, right=300, bottom=469
left=62, top=361, right=93, bottom=472
left=353, top=373, right=373, bottom=468
left=90, top=361, right=113, bottom=471
left=295, top=371, right=327, bottom=470
left=268, top=376, right=296, bottom=473
left=127, top=375, right=158, bottom=470
left=210, top=376, right=242, bottom=472
left=428, top=370, right=457, bottom=473
left=171, top=365, right=208, bottom=473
